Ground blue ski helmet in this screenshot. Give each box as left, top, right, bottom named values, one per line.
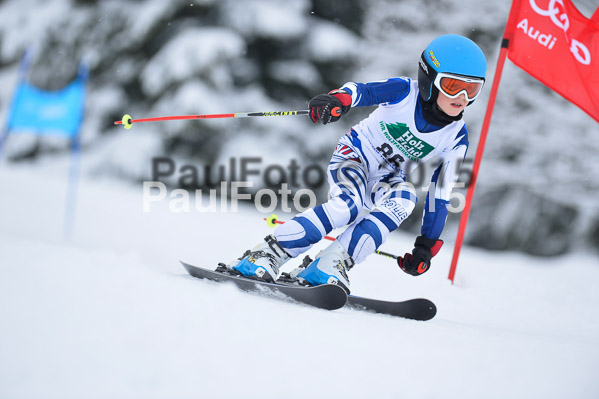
left=418, top=34, right=487, bottom=102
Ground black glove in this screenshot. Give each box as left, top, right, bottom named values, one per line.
left=398, top=236, right=443, bottom=276
left=308, top=89, right=351, bottom=124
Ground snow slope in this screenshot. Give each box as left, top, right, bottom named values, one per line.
left=1, top=161, right=598, bottom=399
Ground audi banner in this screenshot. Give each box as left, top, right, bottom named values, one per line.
left=504, top=0, right=599, bottom=122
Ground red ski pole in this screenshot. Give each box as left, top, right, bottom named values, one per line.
left=114, top=110, right=309, bottom=129
left=264, top=214, right=398, bottom=260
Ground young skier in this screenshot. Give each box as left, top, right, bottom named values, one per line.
left=227, top=34, right=487, bottom=292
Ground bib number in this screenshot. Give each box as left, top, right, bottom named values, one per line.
left=376, top=143, right=404, bottom=167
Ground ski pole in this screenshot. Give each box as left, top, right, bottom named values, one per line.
left=264, top=214, right=399, bottom=260
left=114, top=110, right=309, bottom=129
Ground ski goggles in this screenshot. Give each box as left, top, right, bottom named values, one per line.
left=433, top=73, right=485, bottom=101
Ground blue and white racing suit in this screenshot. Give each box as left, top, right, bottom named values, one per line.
left=275, top=77, right=469, bottom=263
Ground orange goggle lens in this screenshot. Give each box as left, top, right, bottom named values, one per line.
left=439, top=76, right=483, bottom=100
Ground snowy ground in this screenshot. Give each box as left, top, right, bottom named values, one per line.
left=1, top=159, right=598, bottom=399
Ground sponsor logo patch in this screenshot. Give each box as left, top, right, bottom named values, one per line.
left=429, top=50, right=441, bottom=68
left=379, top=122, right=435, bottom=161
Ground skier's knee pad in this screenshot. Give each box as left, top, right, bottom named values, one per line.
left=327, top=161, right=367, bottom=224
left=275, top=215, right=323, bottom=257
left=337, top=218, right=382, bottom=264
left=322, top=193, right=364, bottom=227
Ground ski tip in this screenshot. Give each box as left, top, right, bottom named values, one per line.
left=414, top=298, right=437, bottom=320
left=180, top=261, right=195, bottom=274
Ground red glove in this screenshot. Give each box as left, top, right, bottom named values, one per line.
left=308, top=89, right=352, bottom=124
left=398, top=236, right=443, bottom=276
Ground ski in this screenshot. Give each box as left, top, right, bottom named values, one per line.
left=180, top=262, right=347, bottom=311
left=181, top=262, right=436, bottom=320
left=346, top=295, right=437, bottom=321
left=277, top=271, right=436, bottom=321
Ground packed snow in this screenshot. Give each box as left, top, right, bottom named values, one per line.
left=0, top=157, right=598, bottom=399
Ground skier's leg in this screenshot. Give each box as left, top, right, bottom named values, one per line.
left=298, top=181, right=417, bottom=291
left=231, top=135, right=368, bottom=282
left=274, top=169, right=366, bottom=256
left=274, top=136, right=368, bottom=257
left=337, top=183, right=417, bottom=263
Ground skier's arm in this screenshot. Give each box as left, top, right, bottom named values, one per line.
left=340, top=77, right=412, bottom=107
left=309, top=78, right=412, bottom=124
left=398, top=127, right=469, bottom=276
left=421, top=126, right=469, bottom=240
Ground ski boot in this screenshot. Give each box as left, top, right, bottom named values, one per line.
left=224, top=235, right=291, bottom=283
left=296, top=240, right=354, bottom=293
